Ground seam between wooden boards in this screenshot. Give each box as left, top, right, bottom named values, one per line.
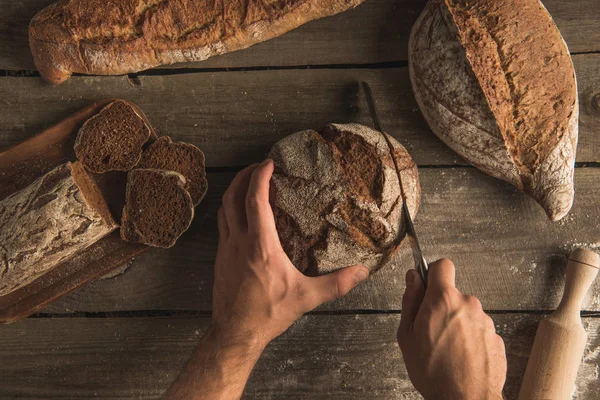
left=26, top=309, right=600, bottom=319
left=1, top=49, right=598, bottom=78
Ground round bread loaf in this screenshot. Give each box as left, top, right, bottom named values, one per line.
left=268, top=123, right=421, bottom=276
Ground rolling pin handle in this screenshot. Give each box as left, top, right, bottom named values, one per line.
left=518, top=248, right=600, bottom=400
left=557, top=248, right=600, bottom=319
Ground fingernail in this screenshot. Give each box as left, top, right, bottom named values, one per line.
left=260, top=158, right=271, bottom=167
left=354, top=268, right=369, bottom=284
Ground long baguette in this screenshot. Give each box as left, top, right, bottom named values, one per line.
left=29, top=0, right=366, bottom=85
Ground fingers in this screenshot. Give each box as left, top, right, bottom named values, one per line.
left=222, top=164, right=258, bottom=234
left=246, top=159, right=279, bottom=239
left=427, top=258, right=456, bottom=292
left=217, top=207, right=229, bottom=242
left=302, top=265, right=369, bottom=311
left=398, top=269, right=426, bottom=337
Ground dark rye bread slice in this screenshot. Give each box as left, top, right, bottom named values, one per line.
left=137, top=136, right=208, bottom=206
left=74, top=100, right=156, bottom=173
left=120, top=168, right=194, bottom=248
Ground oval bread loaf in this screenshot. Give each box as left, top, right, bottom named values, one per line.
left=29, top=0, right=366, bottom=85
left=409, top=0, right=578, bottom=221
left=268, top=123, right=421, bottom=276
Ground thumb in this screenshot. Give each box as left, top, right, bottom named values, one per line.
left=303, top=265, right=370, bottom=311
left=398, top=269, right=425, bottom=339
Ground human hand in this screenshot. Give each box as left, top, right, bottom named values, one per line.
left=397, top=259, right=507, bottom=400
left=211, top=159, right=370, bottom=352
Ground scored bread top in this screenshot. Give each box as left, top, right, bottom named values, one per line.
left=268, top=123, right=421, bottom=276
left=74, top=100, right=154, bottom=174
left=29, top=0, right=366, bottom=84
left=445, top=0, right=577, bottom=173
left=120, top=168, right=194, bottom=248
left=409, top=0, right=578, bottom=221
left=137, top=136, right=208, bottom=206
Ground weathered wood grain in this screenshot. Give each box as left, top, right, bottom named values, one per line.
left=1, top=0, right=599, bottom=72
left=0, top=314, right=598, bottom=399
left=1, top=54, right=599, bottom=166
left=42, top=167, right=600, bottom=314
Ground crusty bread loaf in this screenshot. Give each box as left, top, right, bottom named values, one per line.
left=75, top=100, right=155, bottom=173
left=0, top=162, right=118, bottom=296
left=29, top=0, right=366, bottom=85
left=409, top=0, right=578, bottom=221
left=121, top=169, right=194, bottom=248
left=268, top=123, right=420, bottom=276
left=137, top=136, right=208, bottom=206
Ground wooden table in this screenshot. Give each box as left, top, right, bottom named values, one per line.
left=1, top=1, right=600, bottom=398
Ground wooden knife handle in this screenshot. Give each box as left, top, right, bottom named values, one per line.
left=518, top=248, right=600, bottom=399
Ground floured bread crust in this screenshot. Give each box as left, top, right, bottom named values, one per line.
left=29, top=0, right=367, bottom=84
left=268, top=123, right=421, bottom=276
left=409, top=0, right=578, bottom=221
left=0, top=162, right=117, bottom=296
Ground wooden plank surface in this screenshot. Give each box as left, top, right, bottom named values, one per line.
left=40, top=167, right=600, bottom=314
left=0, top=314, right=598, bottom=399
left=1, top=0, right=599, bottom=72
left=1, top=53, right=600, bottom=167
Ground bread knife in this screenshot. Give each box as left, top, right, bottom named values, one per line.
left=361, top=82, right=429, bottom=284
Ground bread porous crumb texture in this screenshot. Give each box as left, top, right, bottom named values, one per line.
left=137, top=136, right=208, bottom=206
left=120, top=169, right=194, bottom=248
left=74, top=100, right=153, bottom=173
left=268, top=123, right=421, bottom=276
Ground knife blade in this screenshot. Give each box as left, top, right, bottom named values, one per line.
left=361, top=81, right=429, bottom=284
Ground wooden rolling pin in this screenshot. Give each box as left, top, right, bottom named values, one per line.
left=519, top=248, right=600, bottom=399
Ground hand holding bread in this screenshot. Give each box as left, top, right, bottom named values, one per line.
left=212, top=160, right=370, bottom=348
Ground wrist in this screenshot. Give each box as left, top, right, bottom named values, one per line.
left=206, top=322, right=269, bottom=359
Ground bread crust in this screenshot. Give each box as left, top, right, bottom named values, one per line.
left=268, top=123, right=421, bottom=276
left=74, top=100, right=155, bottom=173
left=120, top=168, right=194, bottom=248
left=409, top=0, right=578, bottom=221
left=29, top=0, right=366, bottom=84
left=0, top=162, right=117, bottom=296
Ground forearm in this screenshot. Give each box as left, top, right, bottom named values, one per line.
left=166, top=326, right=265, bottom=400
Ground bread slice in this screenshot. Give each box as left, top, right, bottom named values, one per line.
left=0, top=162, right=117, bottom=296
left=29, top=0, right=367, bottom=84
left=137, top=136, right=208, bottom=206
left=120, top=169, right=194, bottom=248
left=75, top=100, right=155, bottom=174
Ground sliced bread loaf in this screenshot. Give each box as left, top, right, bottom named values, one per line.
left=75, top=100, right=155, bottom=173
left=120, top=168, right=194, bottom=248
left=137, top=136, right=208, bottom=206
left=0, top=162, right=117, bottom=296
